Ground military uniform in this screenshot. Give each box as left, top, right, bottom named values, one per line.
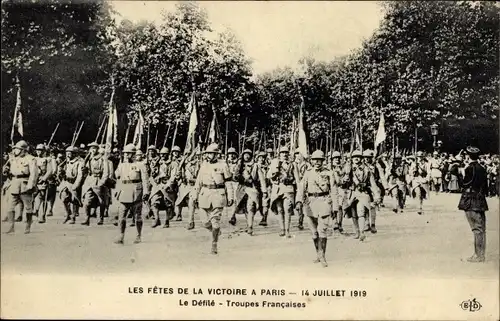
left=294, top=155, right=309, bottom=230
left=387, top=154, right=409, bottom=213
left=409, top=152, right=430, bottom=214
left=191, top=144, right=234, bottom=254
left=4, top=141, right=39, bottom=234
left=330, top=152, right=345, bottom=233
left=80, top=142, right=110, bottom=226
left=33, top=144, right=56, bottom=223
left=256, top=152, right=270, bottom=226
left=364, top=150, right=386, bottom=233
left=175, top=155, right=200, bottom=230
left=296, top=150, right=334, bottom=267
left=458, top=146, right=488, bottom=262
left=114, top=144, right=149, bottom=244
left=170, top=146, right=182, bottom=221
left=226, top=147, right=240, bottom=226
left=59, top=146, right=84, bottom=224
left=267, top=147, right=300, bottom=238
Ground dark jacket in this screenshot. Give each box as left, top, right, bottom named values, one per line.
left=458, top=161, right=488, bottom=212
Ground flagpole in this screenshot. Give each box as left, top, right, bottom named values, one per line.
left=10, top=75, right=21, bottom=145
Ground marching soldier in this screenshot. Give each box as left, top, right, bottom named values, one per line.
left=387, top=153, right=409, bottom=213
left=99, top=145, right=115, bottom=221
left=265, top=148, right=275, bottom=166
left=256, top=151, right=270, bottom=226
left=146, top=145, right=160, bottom=178
left=174, top=152, right=201, bottom=230
left=191, top=143, right=234, bottom=254
left=233, top=149, right=267, bottom=236
left=170, top=146, right=182, bottom=221
left=409, top=151, right=429, bottom=215
left=363, top=150, right=387, bottom=233
left=295, top=150, right=335, bottom=267
left=3, top=140, right=39, bottom=234
left=330, top=151, right=345, bottom=234
left=458, top=146, right=488, bottom=262
left=294, top=151, right=309, bottom=230
left=33, top=144, right=56, bottom=223
left=114, top=144, right=149, bottom=244
left=267, top=146, right=300, bottom=238
left=342, top=150, right=380, bottom=241
left=59, top=146, right=84, bottom=224
left=79, top=142, right=109, bottom=226
left=226, top=147, right=240, bottom=226
left=149, top=169, right=175, bottom=228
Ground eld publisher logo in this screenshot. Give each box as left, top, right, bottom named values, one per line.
left=460, top=298, right=482, bottom=312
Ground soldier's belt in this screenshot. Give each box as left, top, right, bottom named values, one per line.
left=202, top=183, right=225, bottom=189
left=122, top=179, right=141, bottom=184
left=308, top=192, right=329, bottom=197
left=14, top=174, right=29, bottom=179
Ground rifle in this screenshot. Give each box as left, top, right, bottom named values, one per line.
left=240, top=118, right=248, bottom=154
left=162, top=123, right=171, bottom=148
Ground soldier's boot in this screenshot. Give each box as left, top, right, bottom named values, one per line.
left=97, top=206, right=105, bottom=225
left=417, top=200, right=423, bottom=215
left=468, top=233, right=485, bottom=262
left=298, top=214, right=304, bottom=230
left=175, top=206, right=182, bottom=221
left=363, top=218, right=370, bottom=232
left=134, top=220, right=143, bottom=244
left=114, top=220, right=126, bottom=244
left=187, top=222, right=195, bottom=230
left=24, top=213, right=33, bottom=234
left=320, top=237, right=328, bottom=267
left=5, top=211, right=15, bottom=234
left=163, top=218, right=170, bottom=228
left=285, top=211, right=292, bottom=238
left=246, top=212, right=254, bottom=235
left=2, top=216, right=8, bottom=222
left=47, top=199, right=55, bottom=217
left=152, top=218, right=161, bottom=228
left=70, top=204, right=78, bottom=224
left=62, top=201, right=71, bottom=222
left=15, top=215, right=23, bottom=222
left=211, top=228, right=220, bottom=255
left=352, top=218, right=360, bottom=239
left=337, top=210, right=344, bottom=233
left=312, top=237, right=320, bottom=263
left=151, top=208, right=161, bottom=228
left=278, top=212, right=285, bottom=236
left=81, top=206, right=91, bottom=226
left=259, top=211, right=268, bottom=226
left=316, top=236, right=323, bottom=264
left=370, top=208, right=377, bottom=234
left=229, top=214, right=237, bottom=226
left=358, top=216, right=366, bottom=242
left=130, top=216, right=136, bottom=227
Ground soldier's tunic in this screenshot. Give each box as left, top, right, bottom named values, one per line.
left=343, top=164, right=380, bottom=218
left=33, top=155, right=55, bottom=215
left=236, top=161, right=266, bottom=230
left=81, top=155, right=109, bottom=209
left=296, top=166, right=336, bottom=238
left=256, top=161, right=270, bottom=217
left=410, top=160, right=429, bottom=200
left=115, top=161, right=149, bottom=221
left=192, top=159, right=233, bottom=229
left=429, top=157, right=443, bottom=191
left=227, top=159, right=241, bottom=214
left=387, top=161, right=409, bottom=210
left=5, top=154, right=39, bottom=215
left=175, top=159, right=200, bottom=225
left=59, top=157, right=84, bottom=215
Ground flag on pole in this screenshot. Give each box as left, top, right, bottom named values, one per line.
left=105, top=87, right=118, bottom=153
left=208, top=108, right=217, bottom=144
left=184, top=92, right=198, bottom=156
left=11, top=76, right=24, bottom=142
left=354, top=119, right=362, bottom=150
left=374, top=113, right=386, bottom=149
left=297, top=96, right=309, bottom=158
left=132, top=109, right=145, bottom=150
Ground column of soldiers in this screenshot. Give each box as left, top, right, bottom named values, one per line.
left=2, top=139, right=496, bottom=264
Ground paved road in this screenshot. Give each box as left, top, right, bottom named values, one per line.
left=1, top=192, right=498, bottom=278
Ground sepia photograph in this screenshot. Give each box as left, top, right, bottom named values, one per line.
left=1, top=0, right=499, bottom=319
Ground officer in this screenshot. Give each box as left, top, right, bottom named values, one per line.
left=79, top=142, right=109, bottom=226
left=114, top=144, right=149, bottom=244
left=330, top=151, right=345, bottom=234
left=226, top=147, right=240, bottom=226
left=267, top=146, right=300, bottom=238
left=343, top=150, right=380, bottom=241
left=410, top=151, right=429, bottom=215
left=296, top=150, right=335, bottom=267
left=256, top=151, right=270, bottom=226
left=60, top=146, right=84, bottom=224
left=191, top=143, right=234, bottom=254
left=3, top=140, right=39, bottom=234
left=458, top=146, right=489, bottom=262
left=33, top=144, right=56, bottom=223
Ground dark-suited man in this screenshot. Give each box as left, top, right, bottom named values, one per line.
left=458, top=146, right=489, bottom=263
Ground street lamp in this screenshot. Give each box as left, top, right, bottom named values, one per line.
left=430, top=123, right=439, bottom=150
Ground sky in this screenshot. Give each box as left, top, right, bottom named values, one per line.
left=111, top=1, right=384, bottom=75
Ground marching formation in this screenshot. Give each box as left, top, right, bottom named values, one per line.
left=2, top=138, right=496, bottom=265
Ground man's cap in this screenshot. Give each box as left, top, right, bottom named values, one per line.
left=242, top=149, right=252, bottom=155
left=13, top=140, right=28, bottom=150
left=135, top=150, right=144, bottom=156
left=331, top=151, right=341, bottom=158
left=310, top=150, right=325, bottom=160
left=257, top=151, right=266, bottom=158
left=351, top=150, right=362, bottom=158
left=204, top=143, right=220, bottom=154
left=227, top=147, right=237, bottom=155
left=266, top=148, right=273, bottom=153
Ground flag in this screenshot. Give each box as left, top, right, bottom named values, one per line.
left=133, top=109, right=145, bottom=150
left=290, top=114, right=297, bottom=154
left=105, top=87, right=118, bottom=153
left=374, top=113, right=386, bottom=149
left=354, top=119, right=362, bottom=150
left=297, top=96, right=309, bottom=158
left=10, top=76, right=24, bottom=142
left=208, top=108, right=217, bottom=144
left=184, top=92, right=198, bottom=156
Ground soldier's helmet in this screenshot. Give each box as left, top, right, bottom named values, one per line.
left=204, top=143, right=219, bottom=154
left=266, top=148, right=273, bottom=153
left=123, top=144, right=137, bottom=154
left=13, top=140, right=29, bottom=150
left=160, top=147, right=169, bottom=154
left=351, top=150, right=362, bottom=158
left=36, top=144, right=45, bottom=151
left=227, top=147, right=237, bottom=155
left=65, top=146, right=75, bottom=152
left=257, top=151, right=266, bottom=158
left=279, top=146, right=289, bottom=154
left=394, top=153, right=402, bottom=159
left=433, top=151, right=439, bottom=156
left=416, top=151, right=425, bottom=157
left=172, top=146, right=181, bottom=152
left=331, top=151, right=341, bottom=158
left=88, top=142, right=99, bottom=148
left=242, top=149, right=253, bottom=155
left=147, top=145, right=157, bottom=152
left=80, top=144, right=86, bottom=149
left=310, top=150, right=325, bottom=160
left=135, top=150, right=143, bottom=156
left=363, top=149, right=374, bottom=158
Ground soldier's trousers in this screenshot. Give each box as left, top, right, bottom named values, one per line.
left=118, top=201, right=143, bottom=222
left=6, top=193, right=34, bottom=217
left=199, top=206, right=222, bottom=230
left=275, top=192, right=294, bottom=231
left=186, top=197, right=196, bottom=224
left=465, top=211, right=486, bottom=258
left=60, top=189, right=79, bottom=218
left=307, top=215, right=330, bottom=238
left=391, top=186, right=406, bottom=210
left=33, top=188, right=47, bottom=214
